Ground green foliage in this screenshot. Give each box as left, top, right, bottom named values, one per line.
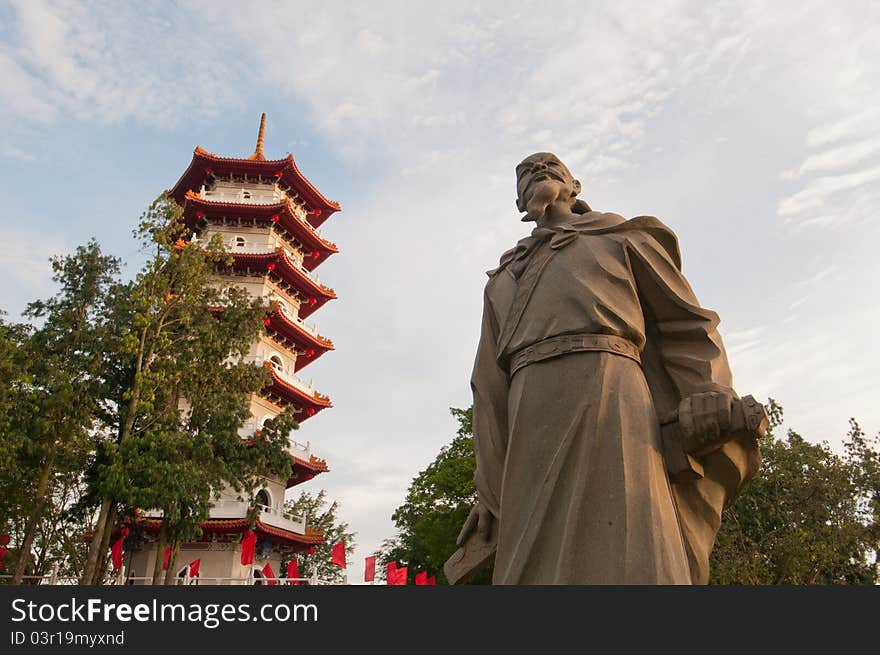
left=89, top=194, right=294, bottom=548
left=1, top=241, right=120, bottom=582
left=380, top=407, right=492, bottom=584
left=710, top=399, right=880, bottom=584
left=283, top=490, right=355, bottom=584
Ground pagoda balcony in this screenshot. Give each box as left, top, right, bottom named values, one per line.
left=209, top=499, right=307, bottom=535
left=227, top=243, right=326, bottom=287
left=141, top=501, right=308, bottom=536
left=272, top=299, right=323, bottom=341
left=200, top=186, right=287, bottom=207
left=227, top=249, right=335, bottom=319
left=182, top=191, right=338, bottom=271
left=243, top=355, right=332, bottom=419
left=244, top=355, right=322, bottom=397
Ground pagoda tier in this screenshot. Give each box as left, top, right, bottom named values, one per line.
left=140, top=518, right=323, bottom=554
left=286, top=452, right=329, bottom=488
left=224, top=250, right=335, bottom=320
left=264, top=302, right=333, bottom=372
left=260, top=362, right=332, bottom=420
left=182, top=192, right=338, bottom=270
left=244, top=435, right=328, bottom=488
left=170, top=147, right=340, bottom=229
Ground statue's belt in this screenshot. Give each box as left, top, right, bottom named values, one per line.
left=508, top=333, right=641, bottom=376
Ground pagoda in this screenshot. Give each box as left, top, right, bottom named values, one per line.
left=128, top=115, right=341, bottom=584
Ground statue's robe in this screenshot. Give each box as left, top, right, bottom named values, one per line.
left=472, top=210, right=760, bottom=584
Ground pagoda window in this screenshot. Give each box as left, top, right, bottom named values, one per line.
left=269, top=354, right=284, bottom=371
left=242, top=190, right=252, bottom=200
left=234, top=236, right=246, bottom=249
left=256, top=488, right=271, bottom=509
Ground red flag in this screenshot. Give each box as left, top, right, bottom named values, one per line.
left=189, top=558, right=201, bottom=578
left=386, top=561, right=397, bottom=585
left=331, top=541, right=346, bottom=569
left=262, top=562, right=277, bottom=586
left=162, top=547, right=171, bottom=571
left=427, top=575, right=436, bottom=585
left=415, top=571, right=428, bottom=585
left=364, top=555, right=376, bottom=582
left=286, top=558, right=300, bottom=585
left=110, top=528, right=128, bottom=571
left=240, top=529, right=256, bottom=566
left=395, top=566, right=408, bottom=585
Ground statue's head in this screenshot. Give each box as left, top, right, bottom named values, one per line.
left=515, top=152, right=583, bottom=222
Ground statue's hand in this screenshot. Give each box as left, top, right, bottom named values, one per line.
left=456, top=503, right=493, bottom=547
left=678, top=390, right=734, bottom=449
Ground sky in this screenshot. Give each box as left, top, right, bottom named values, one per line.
left=1, top=0, right=879, bottom=583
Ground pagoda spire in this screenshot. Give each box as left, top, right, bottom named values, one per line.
left=247, top=112, right=267, bottom=161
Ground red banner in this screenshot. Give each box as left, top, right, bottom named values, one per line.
left=189, top=559, right=201, bottom=578
left=415, top=571, right=428, bottom=585
left=162, top=547, right=171, bottom=571
left=287, top=558, right=300, bottom=585
left=110, top=528, right=128, bottom=571
left=331, top=540, right=346, bottom=569
left=262, top=562, right=277, bottom=585
left=240, top=529, right=256, bottom=566
left=364, top=555, right=376, bottom=582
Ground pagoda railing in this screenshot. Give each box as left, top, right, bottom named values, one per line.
left=239, top=420, right=313, bottom=460
left=208, top=499, right=307, bottom=534
left=141, top=500, right=306, bottom=535
left=288, top=439, right=311, bottom=461
left=200, top=186, right=284, bottom=205
left=271, top=294, right=321, bottom=338
left=228, top=245, right=324, bottom=286
left=243, top=355, right=320, bottom=398
left=198, top=187, right=326, bottom=236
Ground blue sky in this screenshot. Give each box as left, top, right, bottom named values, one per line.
left=2, top=0, right=879, bottom=582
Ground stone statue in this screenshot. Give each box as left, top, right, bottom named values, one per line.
left=446, top=153, right=765, bottom=585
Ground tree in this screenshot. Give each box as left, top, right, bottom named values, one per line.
left=5, top=242, right=120, bottom=584
left=81, top=195, right=294, bottom=584
left=380, top=407, right=492, bottom=584
left=385, top=402, right=879, bottom=585
left=710, top=399, right=880, bottom=584
left=283, top=490, right=355, bottom=584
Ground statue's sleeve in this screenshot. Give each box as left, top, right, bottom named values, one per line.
left=625, top=230, right=734, bottom=397
left=471, top=285, right=509, bottom=519
left=626, top=226, right=760, bottom=584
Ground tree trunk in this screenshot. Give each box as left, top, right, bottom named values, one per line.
left=163, top=543, right=180, bottom=585
left=90, top=505, right=117, bottom=585
left=11, top=456, right=55, bottom=584
left=151, top=520, right=168, bottom=585
left=80, top=498, right=112, bottom=584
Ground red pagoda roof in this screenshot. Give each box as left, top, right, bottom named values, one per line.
left=261, top=363, right=332, bottom=421
left=264, top=302, right=333, bottom=372
left=169, top=147, right=340, bottom=228
left=286, top=453, right=329, bottom=488
left=140, top=518, right=323, bottom=551
left=182, top=192, right=338, bottom=270
left=226, top=249, right=335, bottom=320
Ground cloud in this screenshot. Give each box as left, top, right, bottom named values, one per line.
left=1, top=0, right=245, bottom=132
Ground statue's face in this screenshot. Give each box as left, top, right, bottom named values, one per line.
left=515, top=152, right=579, bottom=212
